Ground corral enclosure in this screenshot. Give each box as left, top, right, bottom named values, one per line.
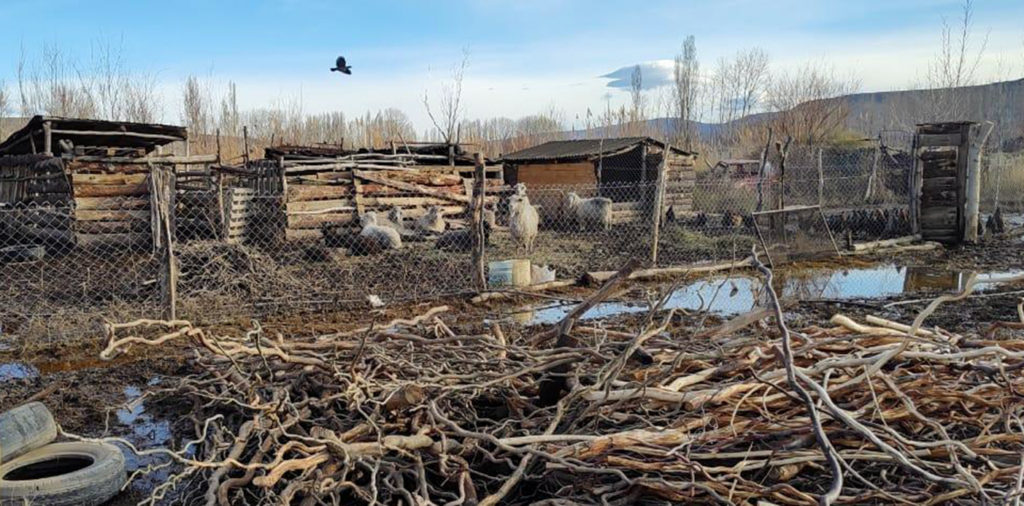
left=0, top=116, right=1020, bottom=329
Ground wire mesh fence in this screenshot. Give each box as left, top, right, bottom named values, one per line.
left=7, top=136, right=1016, bottom=329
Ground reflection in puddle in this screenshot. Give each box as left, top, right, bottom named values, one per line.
left=0, top=362, right=39, bottom=382
left=514, top=264, right=1024, bottom=326
left=117, top=381, right=174, bottom=492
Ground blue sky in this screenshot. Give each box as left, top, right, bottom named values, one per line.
left=0, top=0, right=1022, bottom=130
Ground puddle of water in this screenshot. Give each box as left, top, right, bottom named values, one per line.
left=513, top=264, right=1024, bottom=326
left=0, top=362, right=39, bottom=382
left=116, top=382, right=174, bottom=492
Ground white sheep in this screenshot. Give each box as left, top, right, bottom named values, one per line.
left=565, top=191, right=613, bottom=231
left=414, top=205, right=447, bottom=235
left=509, top=193, right=539, bottom=254
left=356, top=212, right=402, bottom=252
left=384, top=206, right=406, bottom=230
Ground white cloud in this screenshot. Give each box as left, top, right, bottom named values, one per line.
left=600, top=60, right=675, bottom=90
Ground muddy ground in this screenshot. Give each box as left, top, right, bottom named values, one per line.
left=0, top=233, right=1021, bottom=503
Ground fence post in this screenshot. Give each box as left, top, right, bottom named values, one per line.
left=151, top=166, right=178, bottom=320
left=649, top=145, right=670, bottom=266
left=756, top=128, right=773, bottom=212
left=964, top=121, right=995, bottom=243
left=817, top=147, right=824, bottom=208
left=471, top=153, right=487, bottom=291
left=864, top=136, right=880, bottom=202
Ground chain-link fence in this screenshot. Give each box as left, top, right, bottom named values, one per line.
left=0, top=135, right=988, bottom=330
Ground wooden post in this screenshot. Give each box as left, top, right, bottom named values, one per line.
left=773, top=136, right=791, bottom=234
left=640, top=143, right=648, bottom=185
left=817, top=147, right=824, bottom=207
left=964, top=122, right=994, bottom=243
left=242, top=126, right=251, bottom=167
left=908, top=134, right=921, bottom=235
left=471, top=153, right=487, bottom=291
left=151, top=167, right=178, bottom=319
left=216, top=172, right=226, bottom=240
left=42, top=121, right=52, bottom=155
left=215, top=129, right=222, bottom=165
left=448, top=144, right=455, bottom=167
left=650, top=146, right=670, bottom=266
left=777, top=137, right=790, bottom=212
left=864, top=136, right=881, bottom=202
left=756, top=128, right=773, bottom=212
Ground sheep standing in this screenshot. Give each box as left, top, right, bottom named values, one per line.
left=509, top=193, right=539, bottom=254
left=565, top=191, right=612, bottom=232
left=414, top=205, right=447, bottom=235
left=352, top=212, right=401, bottom=255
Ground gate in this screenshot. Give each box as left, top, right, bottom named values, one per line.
left=911, top=122, right=974, bottom=243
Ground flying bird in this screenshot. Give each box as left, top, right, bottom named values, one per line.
left=331, top=56, right=352, bottom=75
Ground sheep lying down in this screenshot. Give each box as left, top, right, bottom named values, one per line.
left=350, top=212, right=402, bottom=256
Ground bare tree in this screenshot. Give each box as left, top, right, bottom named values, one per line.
left=629, top=65, right=646, bottom=130
left=923, top=0, right=989, bottom=121
left=219, top=81, right=240, bottom=139
left=767, top=62, right=860, bottom=145
left=673, top=35, right=701, bottom=149
left=424, top=50, right=469, bottom=145
left=182, top=75, right=211, bottom=151
left=14, top=40, right=157, bottom=123
left=0, top=80, right=9, bottom=139
left=734, top=48, right=770, bottom=118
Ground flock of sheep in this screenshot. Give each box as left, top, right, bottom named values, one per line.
left=340, top=182, right=909, bottom=259
left=347, top=183, right=616, bottom=256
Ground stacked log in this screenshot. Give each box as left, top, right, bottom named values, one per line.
left=662, top=151, right=696, bottom=215
left=69, top=168, right=152, bottom=250
left=283, top=165, right=501, bottom=241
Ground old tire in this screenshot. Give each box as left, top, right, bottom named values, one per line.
left=0, top=441, right=126, bottom=506
left=0, top=402, right=57, bottom=463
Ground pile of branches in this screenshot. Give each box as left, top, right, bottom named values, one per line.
left=90, top=260, right=1024, bottom=505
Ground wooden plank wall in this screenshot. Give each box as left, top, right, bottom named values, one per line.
left=283, top=166, right=502, bottom=241
left=68, top=162, right=154, bottom=250
left=0, top=155, right=69, bottom=205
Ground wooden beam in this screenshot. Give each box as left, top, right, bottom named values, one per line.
left=49, top=128, right=184, bottom=143
left=43, top=121, right=52, bottom=155
left=353, top=170, right=471, bottom=204
left=917, top=133, right=962, bottom=147
left=66, top=154, right=218, bottom=164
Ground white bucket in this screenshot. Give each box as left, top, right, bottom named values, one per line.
left=488, top=259, right=531, bottom=287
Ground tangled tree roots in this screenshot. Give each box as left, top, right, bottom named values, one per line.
left=84, top=265, right=1024, bottom=505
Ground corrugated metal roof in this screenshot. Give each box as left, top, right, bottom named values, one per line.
left=501, top=137, right=690, bottom=162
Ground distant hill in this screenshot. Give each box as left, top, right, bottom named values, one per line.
left=605, top=78, right=1024, bottom=150
left=841, top=78, right=1024, bottom=143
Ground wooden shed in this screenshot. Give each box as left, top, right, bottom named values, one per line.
left=501, top=137, right=696, bottom=223
left=0, top=116, right=212, bottom=250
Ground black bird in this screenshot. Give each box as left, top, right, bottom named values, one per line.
left=331, top=56, right=352, bottom=75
